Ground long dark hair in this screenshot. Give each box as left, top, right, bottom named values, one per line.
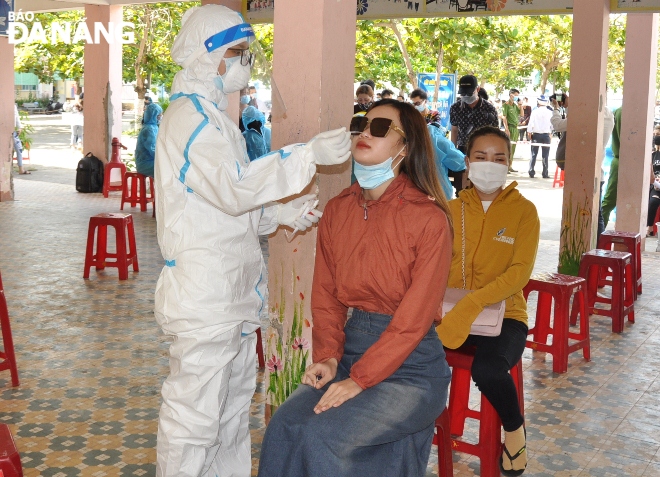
left=367, top=99, right=453, bottom=232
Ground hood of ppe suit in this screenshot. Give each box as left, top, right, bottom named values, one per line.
left=171, top=5, right=253, bottom=110
left=242, top=105, right=265, bottom=129
left=143, top=102, right=163, bottom=126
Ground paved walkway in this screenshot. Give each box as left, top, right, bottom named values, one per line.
left=2, top=120, right=660, bottom=476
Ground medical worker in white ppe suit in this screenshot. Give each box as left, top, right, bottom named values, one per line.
left=154, top=5, right=351, bottom=477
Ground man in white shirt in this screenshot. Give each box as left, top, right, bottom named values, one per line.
left=551, top=92, right=614, bottom=240
left=527, top=95, right=553, bottom=178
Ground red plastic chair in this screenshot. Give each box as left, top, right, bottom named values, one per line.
left=578, top=250, right=634, bottom=333
left=0, top=273, right=20, bottom=387
left=0, top=424, right=23, bottom=476
left=597, top=231, right=642, bottom=299
left=524, top=273, right=590, bottom=374
left=435, top=346, right=524, bottom=477
left=83, top=213, right=139, bottom=281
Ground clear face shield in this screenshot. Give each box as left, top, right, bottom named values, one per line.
left=203, top=21, right=286, bottom=123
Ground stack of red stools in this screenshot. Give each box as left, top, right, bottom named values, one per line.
left=0, top=272, right=19, bottom=387
left=83, top=213, right=139, bottom=280
left=434, top=346, right=524, bottom=477
left=597, top=231, right=642, bottom=300
left=0, top=423, right=23, bottom=477
left=524, top=273, right=590, bottom=374
left=578, top=249, right=634, bottom=333
left=121, top=172, right=155, bottom=217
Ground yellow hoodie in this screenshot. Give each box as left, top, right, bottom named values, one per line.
left=436, top=182, right=540, bottom=349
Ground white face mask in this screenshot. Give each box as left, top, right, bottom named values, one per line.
left=468, top=161, right=508, bottom=194
left=414, top=103, right=426, bottom=113
left=214, top=56, right=251, bottom=94
left=461, top=93, right=478, bottom=104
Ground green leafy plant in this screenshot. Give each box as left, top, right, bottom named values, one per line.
left=17, top=111, right=35, bottom=151
left=558, top=193, right=592, bottom=276
left=123, top=152, right=137, bottom=172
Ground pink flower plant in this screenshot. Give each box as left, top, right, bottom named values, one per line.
left=266, top=355, right=283, bottom=373
left=292, top=337, right=310, bottom=351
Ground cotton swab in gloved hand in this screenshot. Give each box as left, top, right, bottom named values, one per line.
left=291, top=199, right=319, bottom=236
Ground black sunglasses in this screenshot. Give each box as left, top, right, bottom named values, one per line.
left=349, top=116, right=406, bottom=139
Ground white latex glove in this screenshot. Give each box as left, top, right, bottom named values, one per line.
left=277, top=194, right=323, bottom=232
left=654, top=179, right=660, bottom=191
left=308, top=128, right=352, bottom=166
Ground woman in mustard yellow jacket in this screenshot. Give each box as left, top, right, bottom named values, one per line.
left=436, top=126, right=540, bottom=476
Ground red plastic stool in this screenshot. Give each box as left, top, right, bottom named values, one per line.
left=597, top=230, right=642, bottom=299
left=121, top=172, right=154, bottom=214
left=103, top=137, right=128, bottom=197
left=432, top=408, right=453, bottom=477
left=578, top=250, right=634, bottom=333
left=103, top=162, right=126, bottom=198
left=256, top=327, right=265, bottom=369
left=0, top=424, right=23, bottom=476
left=436, top=346, right=524, bottom=477
left=552, top=165, right=564, bottom=188
left=524, top=273, right=590, bottom=374
left=83, top=213, right=139, bottom=280
left=0, top=273, right=20, bottom=387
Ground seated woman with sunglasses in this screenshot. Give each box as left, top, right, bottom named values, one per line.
left=436, top=126, right=540, bottom=476
left=257, top=100, right=453, bottom=477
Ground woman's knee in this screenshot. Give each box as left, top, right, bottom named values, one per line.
left=471, top=356, right=511, bottom=389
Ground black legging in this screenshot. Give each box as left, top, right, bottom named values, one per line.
left=464, top=319, right=528, bottom=432
left=648, top=186, right=660, bottom=227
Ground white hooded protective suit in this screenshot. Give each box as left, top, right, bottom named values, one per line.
left=154, top=5, right=322, bottom=477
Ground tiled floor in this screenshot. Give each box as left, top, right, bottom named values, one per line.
left=2, top=167, right=660, bottom=476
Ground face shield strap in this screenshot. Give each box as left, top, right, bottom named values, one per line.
left=205, top=23, right=255, bottom=53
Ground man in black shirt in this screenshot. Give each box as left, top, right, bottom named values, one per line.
left=448, top=75, right=499, bottom=195
left=449, top=75, right=499, bottom=153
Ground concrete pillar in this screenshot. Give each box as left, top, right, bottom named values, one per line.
left=0, top=37, right=14, bottom=202
left=200, top=0, right=241, bottom=125
left=83, top=5, right=123, bottom=163
left=558, top=0, right=609, bottom=275
left=265, top=0, right=355, bottom=409
left=615, top=13, right=658, bottom=242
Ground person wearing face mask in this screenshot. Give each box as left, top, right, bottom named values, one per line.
left=238, top=87, right=251, bottom=132
left=436, top=126, right=540, bottom=477
left=354, top=84, right=374, bottom=114
left=449, top=75, right=498, bottom=199
left=154, top=6, right=352, bottom=476
left=409, top=88, right=466, bottom=199
left=449, top=75, right=499, bottom=155
left=242, top=105, right=271, bottom=160
left=258, top=100, right=453, bottom=477
left=134, top=101, right=163, bottom=179
left=502, top=89, right=521, bottom=173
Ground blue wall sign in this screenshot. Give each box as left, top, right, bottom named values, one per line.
left=417, top=73, right=456, bottom=131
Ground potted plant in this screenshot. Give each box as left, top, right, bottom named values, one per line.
left=17, top=110, right=35, bottom=158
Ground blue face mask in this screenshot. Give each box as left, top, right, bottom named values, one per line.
left=213, top=56, right=241, bottom=91
left=240, top=95, right=250, bottom=104
left=353, top=146, right=406, bottom=190
left=513, top=96, right=519, bottom=102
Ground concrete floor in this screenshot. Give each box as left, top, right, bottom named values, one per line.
left=2, top=117, right=660, bottom=476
